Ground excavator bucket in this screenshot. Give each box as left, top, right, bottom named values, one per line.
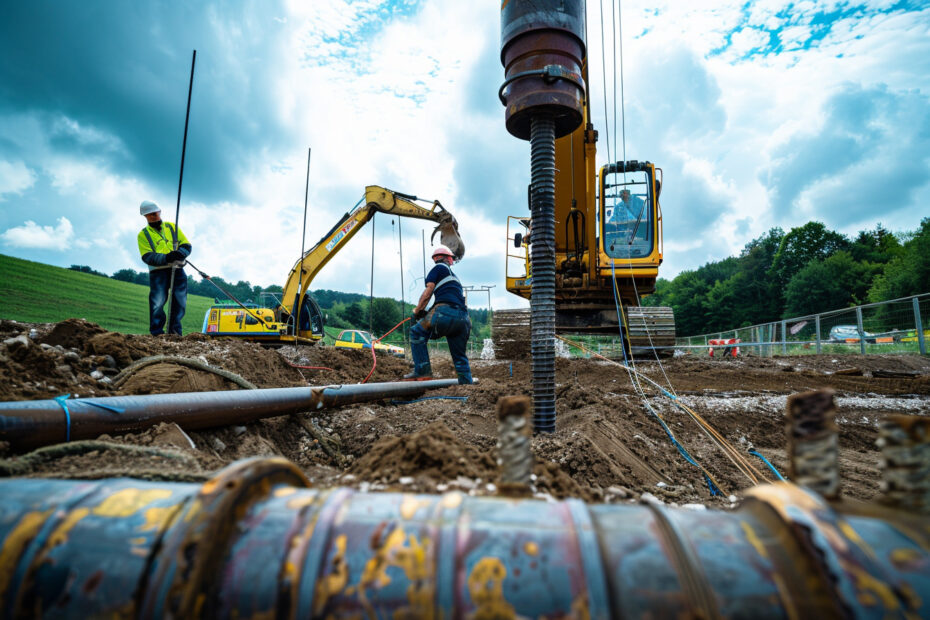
left=431, top=211, right=465, bottom=261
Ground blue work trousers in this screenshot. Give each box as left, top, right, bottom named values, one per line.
left=149, top=267, right=187, bottom=335
left=410, top=305, right=472, bottom=382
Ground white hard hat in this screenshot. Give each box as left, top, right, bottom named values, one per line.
left=432, top=246, right=455, bottom=260
left=139, top=200, right=160, bottom=216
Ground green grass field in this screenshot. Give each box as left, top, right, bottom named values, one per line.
left=0, top=254, right=215, bottom=334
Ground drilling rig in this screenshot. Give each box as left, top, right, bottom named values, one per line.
left=498, top=1, right=676, bottom=429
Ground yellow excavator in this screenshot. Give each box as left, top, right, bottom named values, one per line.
left=202, top=185, right=464, bottom=345
left=500, top=28, right=674, bottom=356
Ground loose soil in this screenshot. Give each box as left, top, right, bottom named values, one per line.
left=2, top=318, right=929, bottom=507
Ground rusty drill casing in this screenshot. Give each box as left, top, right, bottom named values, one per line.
left=0, top=379, right=459, bottom=450
left=1, top=457, right=928, bottom=618
left=500, top=0, right=586, bottom=140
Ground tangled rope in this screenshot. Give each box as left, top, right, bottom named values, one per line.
left=113, top=355, right=258, bottom=390
left=0, top=440, right=199, bottom=477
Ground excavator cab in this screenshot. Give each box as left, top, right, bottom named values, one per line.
left=596, top=161, right=664, bottom=299
left=601, top=164, right=656, bottom=260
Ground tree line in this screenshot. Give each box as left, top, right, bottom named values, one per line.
left=67, top=266, right=491, bottom=341
left=644, top=218, right=930, bottom=336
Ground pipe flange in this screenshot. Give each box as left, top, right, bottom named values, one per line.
left=140, top=457, right=310, bottom=618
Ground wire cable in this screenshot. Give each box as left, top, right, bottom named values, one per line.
left=557, top=334, right=768, bottom=487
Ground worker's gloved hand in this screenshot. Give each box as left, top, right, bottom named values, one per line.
left=413, top=309, right=427, bottom=321
left=165, top=250, right=185, bottom=263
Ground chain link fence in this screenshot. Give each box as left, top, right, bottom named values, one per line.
left=677, top=293, right=929, bottom=357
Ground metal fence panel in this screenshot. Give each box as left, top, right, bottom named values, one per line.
left=674, top=293, right=930, bottom=357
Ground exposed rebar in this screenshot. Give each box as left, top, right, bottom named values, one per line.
left=530, top=115, right=557, bottom=433
left=786, top=389, right=839, bottom=499
left=496, top=396, right=534, bottom=488
left=877, top=415, right=930, bottom=513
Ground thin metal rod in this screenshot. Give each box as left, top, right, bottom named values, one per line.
left=914, top=296, right=927, bottom=356
left=369, top=215, right=376, bottom=333
left=398, top=218, right=406, bottom=343
left=166, top=50, right=197, bottom=332
left=422, top=229, right=426, bottom=282
left=294, top=147, right=312, bottom=344
left=0, top=380, right=459, bottom=450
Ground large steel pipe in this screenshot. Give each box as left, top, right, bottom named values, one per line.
left=0, top=380, right=459, bottom=450
left=0, top=458, right=927, bottom=618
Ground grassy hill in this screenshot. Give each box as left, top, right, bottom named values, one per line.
left=0, top=254, right=214, bottom=334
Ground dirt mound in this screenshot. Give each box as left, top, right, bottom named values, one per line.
left=118, top=363, right=240, bottom=394
left=40, top=318, right=106, bottom=349
left=277, top=345, right=410, bottom=385
left=84, top=331, right=156, bottom=365
left=350, top=421, right=496, bottom=482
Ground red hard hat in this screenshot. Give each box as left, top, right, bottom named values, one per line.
left=432, top=246, right=455, bottom=260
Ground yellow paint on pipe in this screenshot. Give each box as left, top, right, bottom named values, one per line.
left=92, top=489, right=173, bottom=518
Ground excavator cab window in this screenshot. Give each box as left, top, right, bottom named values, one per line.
left=601, top=167, right=654, bottom=259
left=298, top=295, right=325, bottom=336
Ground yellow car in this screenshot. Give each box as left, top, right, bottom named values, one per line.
left=333, top=330, right=405, bottom=358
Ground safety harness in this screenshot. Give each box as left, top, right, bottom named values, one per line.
left=432, top=263, right=462, bottom=291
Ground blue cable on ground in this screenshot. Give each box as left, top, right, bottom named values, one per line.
left=54, top=394, right=72, bottom=442
left=748, top=449, right=787, bottom=481
left=608, top=260, right=718, bottom=496
left=649, top=407, right=720, bottom=496
left=390, top=396, right=469, bottom=405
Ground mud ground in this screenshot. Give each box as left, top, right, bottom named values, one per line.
left=1, top=318, right=929, bottom=507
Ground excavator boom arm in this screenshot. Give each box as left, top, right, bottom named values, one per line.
left=279, top=185, right=464, bottom=320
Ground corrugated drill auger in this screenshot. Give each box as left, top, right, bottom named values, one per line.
left=1, top=448, right=928, bottom=618
left=500, top=0, right=587, bottom=433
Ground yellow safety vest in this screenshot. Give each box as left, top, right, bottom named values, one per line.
left=137, top=222, right=190, bottom=270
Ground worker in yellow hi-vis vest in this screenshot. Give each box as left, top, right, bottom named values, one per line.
left=137, top=200, right=192, bottom=335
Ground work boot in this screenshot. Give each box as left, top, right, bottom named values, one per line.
left=456, top=372, right=474, bottom=385
left=402, top=364, right=432, bottom=381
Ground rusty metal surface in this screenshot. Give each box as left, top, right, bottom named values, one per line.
left=747, top=483, right=929, bottom=617
left=0, top=379, right=459, bottom=450
left=1, top=459, right=928, bottom=618
left=500, top=1, right=586, bottom=140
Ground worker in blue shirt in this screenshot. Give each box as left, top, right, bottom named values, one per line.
left=404, top=246, right=473, bottom=384
left=609, top=188, right=644, bottom=223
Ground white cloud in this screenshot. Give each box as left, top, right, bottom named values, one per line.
left=1, top=0, right=929, bottom=292
left=1, top=217, right=74, bottom=250
left=0, top=160, right=37, bottom=199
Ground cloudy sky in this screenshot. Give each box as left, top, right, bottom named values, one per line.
left=1, top=1, right=928, bottom=310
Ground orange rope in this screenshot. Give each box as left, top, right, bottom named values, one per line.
left=361, top=317, right=412, bottom=384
